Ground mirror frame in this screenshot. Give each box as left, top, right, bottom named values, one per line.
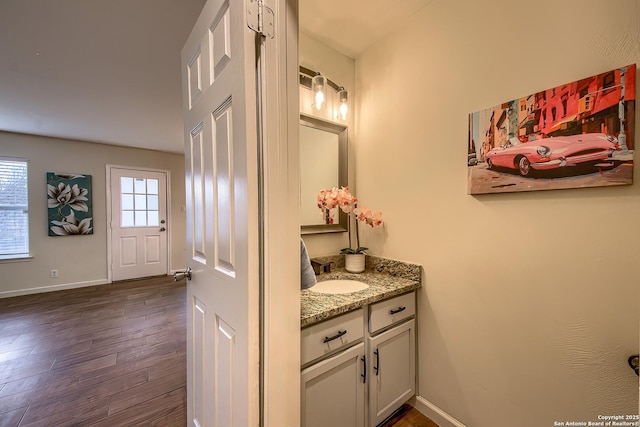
left=300, top=113, right=348, bottom=234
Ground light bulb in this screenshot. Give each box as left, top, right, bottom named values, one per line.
left=314, top=91, right=325, bottom=110
left=337, top=88, right=348, bottom=120
left=311, top=74, right=327, bottom=111
left=339, top=102, right=348, bottom=120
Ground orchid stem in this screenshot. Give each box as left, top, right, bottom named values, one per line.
left=348, top=214, right=353, bottom=250
left=355, top=213, right=360, bottom=250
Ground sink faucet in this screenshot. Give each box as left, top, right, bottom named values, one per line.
left=310, top=260, right=334, bottom=275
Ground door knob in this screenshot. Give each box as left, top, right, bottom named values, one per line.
left=174, top=266, right=192, bottom=281
left=160, top=227, right=166, bottom=232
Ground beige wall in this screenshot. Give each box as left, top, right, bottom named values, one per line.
left=299, top=31, right=355, bottom=255
left=355, top=0, right=639, bottom=425
left=0, top=131, right=186, bottom=297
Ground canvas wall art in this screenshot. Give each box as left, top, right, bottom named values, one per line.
left=47, top=173, right=93, bottom=236
left=468, top=64, right=636, bottom=195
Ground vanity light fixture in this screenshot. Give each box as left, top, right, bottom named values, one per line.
left=337, top=87, right=348, bottom=121
left=300, top=66, right=348, bottom=119
left=312, top=73, right=327, bottom=111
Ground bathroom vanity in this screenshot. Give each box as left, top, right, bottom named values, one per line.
left=300, top=256, right=422, bottom=427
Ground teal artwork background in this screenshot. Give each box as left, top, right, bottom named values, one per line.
left=47, top=173, right=93, bottom=236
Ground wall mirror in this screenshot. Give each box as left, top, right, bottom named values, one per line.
left=300, top=113, right=348, bottom=234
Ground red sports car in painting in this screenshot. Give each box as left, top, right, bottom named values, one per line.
left=485, top=133, right=619, bottom=177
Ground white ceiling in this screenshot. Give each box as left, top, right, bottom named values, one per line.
left=0, top=0, right=205, bottom=153
left=0, top=0, right=431, bottom=154
left=300, top=0, right=433, bottom=59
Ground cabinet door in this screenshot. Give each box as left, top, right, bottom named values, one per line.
left=368, top=319, right=415, bottom=426
left=301, top=342, right=366, bottom=427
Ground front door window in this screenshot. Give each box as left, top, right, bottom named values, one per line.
left=120, top=177, right=160, bottom=227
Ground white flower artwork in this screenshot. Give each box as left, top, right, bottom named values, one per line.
left=47, top=173, right=93, bottom=236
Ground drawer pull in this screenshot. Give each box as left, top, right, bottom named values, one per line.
left=323, top=329, right=347, bottom=343
left=389, top=306, right=406, bottom=315
left=374, top=349, right=380, bottom=375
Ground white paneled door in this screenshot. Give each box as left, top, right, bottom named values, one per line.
left=181, top=0, right=261, bottom=425
left=110, top=167, right=168, bottom=281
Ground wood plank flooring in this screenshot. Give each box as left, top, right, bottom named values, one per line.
left=382, top=403, right=440, bottom=427
left=0, top=276, right=186, bottom=426
left=0, top=276, right=438, bottom=427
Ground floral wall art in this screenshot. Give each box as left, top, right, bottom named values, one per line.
left=47, top=173, right=93, bottom=236
left=468, top=64, right=636, bottom=194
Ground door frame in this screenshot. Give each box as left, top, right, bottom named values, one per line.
left=105, top=164, right=172, bottom=283
left=259, top=0, right=301, bottom=424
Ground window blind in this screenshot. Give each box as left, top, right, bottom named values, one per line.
left=0, top=158, right=29, bottom=257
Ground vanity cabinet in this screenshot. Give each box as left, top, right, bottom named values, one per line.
left=368, top=320, right=415, bottom=426
left=301, top=309, right=364, bottom=366
left=368, top=292, right=416, bottom=426
left=301, top=309, right=366, bottom=427
left=301, top=342, right=366, bottom=427
left=301, top=291, right=417, bottom=427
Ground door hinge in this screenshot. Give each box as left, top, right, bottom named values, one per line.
left=247, top=0, right=274, bottom=39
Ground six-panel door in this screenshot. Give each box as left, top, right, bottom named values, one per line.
left=181, top=0, right=260, bottom=425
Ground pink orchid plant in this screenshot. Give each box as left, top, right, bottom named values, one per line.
left=317, top=186, right=383, bottom=254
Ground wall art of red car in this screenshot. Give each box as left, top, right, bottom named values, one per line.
left=485, top=133, right=619, bottom=177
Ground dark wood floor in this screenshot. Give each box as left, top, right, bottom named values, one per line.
left=0, top=276, right=438, bottom=427
left=0, top=276, right=186, bottom=427
left=382, top=404, right=440, bottom=427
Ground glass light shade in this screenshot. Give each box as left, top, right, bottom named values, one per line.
left=312, top=74, right=327, bottom=111
left=338, top=88, right=348, bottom=120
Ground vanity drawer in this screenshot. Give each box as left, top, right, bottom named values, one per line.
left=301, top=309, right=364, bottom=366
left=369, top=292, right=415, bottom=334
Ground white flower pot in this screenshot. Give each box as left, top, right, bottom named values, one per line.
left=345, top=254, right=365, bottom=273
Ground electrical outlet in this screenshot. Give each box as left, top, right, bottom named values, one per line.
left=50, top=269, right=58, bottom=278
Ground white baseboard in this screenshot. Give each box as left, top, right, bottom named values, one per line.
left=0, top=279, right=110, bottom=299
left=414, top=395, right=467, bottom=427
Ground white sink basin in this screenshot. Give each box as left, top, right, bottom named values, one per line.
left=310, top=279, right=369, bottom=294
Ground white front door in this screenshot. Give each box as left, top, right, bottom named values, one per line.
left=110, top=167, right=168, bottom=281
left=181, top=0, right=261, bottom=425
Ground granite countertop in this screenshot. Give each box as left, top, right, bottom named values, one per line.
left=301, top=255, right=422, bottom=328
